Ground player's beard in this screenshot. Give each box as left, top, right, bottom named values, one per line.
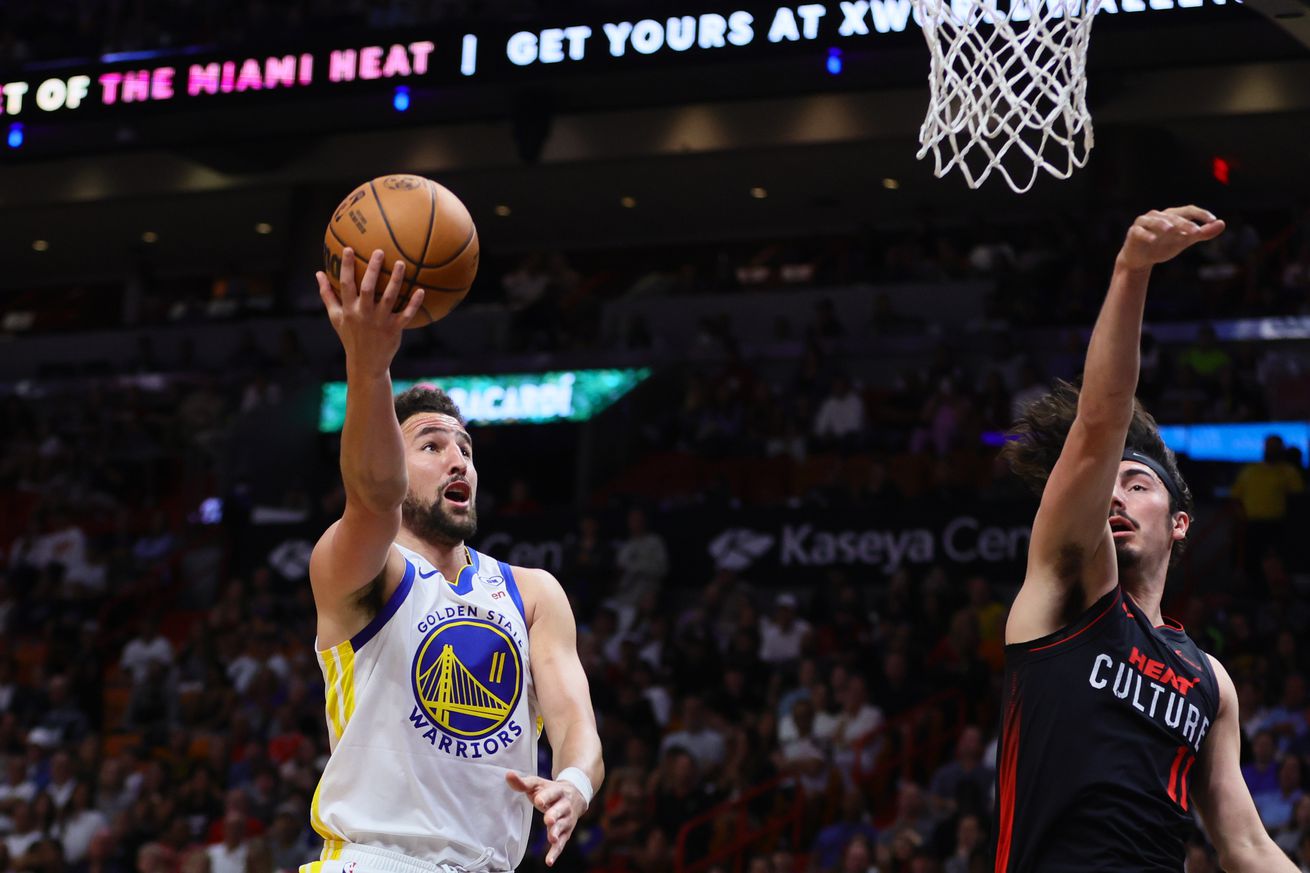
left=1114, top=539, right=1141, bottom=574
left=402, top=492, right=477, bottom=545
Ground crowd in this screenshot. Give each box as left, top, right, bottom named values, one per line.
left=1, top=335, right=1309, bottom=873
left=0, top=191, right=1309, bottom=873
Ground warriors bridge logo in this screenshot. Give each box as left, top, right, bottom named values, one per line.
left=409, top=616, right=524, bottom=757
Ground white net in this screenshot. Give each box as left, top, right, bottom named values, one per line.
left=913, top=0, right=1102, bottom=193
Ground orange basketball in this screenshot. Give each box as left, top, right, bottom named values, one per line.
left=323, top=174, right=479, bottom=328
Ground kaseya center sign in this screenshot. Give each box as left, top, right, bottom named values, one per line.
left=708, top=514, right=1031, bottom=574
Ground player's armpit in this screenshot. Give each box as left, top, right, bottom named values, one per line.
left=1008, top=418, right=1120, bottom=643
left=309, top=503, right=406, bottom=645
left=1192, top=656, right=1298, bottom=873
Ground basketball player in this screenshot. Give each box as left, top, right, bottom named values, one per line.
left=305, top=248, right=603, bottom=873
left=997, top=207, right=1296, bottom=872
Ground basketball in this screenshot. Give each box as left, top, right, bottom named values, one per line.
left=323, top=174, right=479, bottom=328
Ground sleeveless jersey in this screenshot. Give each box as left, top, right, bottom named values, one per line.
left=995, top=586, right=1221, bottom=873
left=308, top=545, right=539, bottom=873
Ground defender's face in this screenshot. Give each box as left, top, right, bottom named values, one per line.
left=400, top=412, right=478, bottom=543
left=1108, top=461, right=1188, bottom=569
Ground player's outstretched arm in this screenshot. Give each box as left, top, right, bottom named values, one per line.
left=506, top=568, right=604, bottom=868
left=310, top=248, right=427, bottom=640
left=1009, top=207, right=1224, bottom=643
left=1193, top=656, right=1298, bottom=872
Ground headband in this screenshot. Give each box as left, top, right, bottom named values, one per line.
left=1123, top=449, right=1183, bottom=507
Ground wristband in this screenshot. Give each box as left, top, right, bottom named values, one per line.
left=556, top=767, right=594, bottom=807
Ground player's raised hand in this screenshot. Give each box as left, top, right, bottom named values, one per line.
left=1117, top=206, right=1225, bottom=272
left=505, top=770, right=587, bottom=867
left=316, top=247, right=425, bottom=375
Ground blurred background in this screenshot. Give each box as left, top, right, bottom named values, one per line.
left=1, top=1, right=1309, bottom=872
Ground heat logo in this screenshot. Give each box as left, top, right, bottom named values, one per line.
left=1088, top=646, right=1212, bottom=752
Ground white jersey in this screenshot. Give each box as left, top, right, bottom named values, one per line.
left=307, top=544, right=539, bottom=873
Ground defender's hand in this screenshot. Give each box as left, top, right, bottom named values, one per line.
left=1116, top=206, right=1225, bottom=273
left=505, top=770, right=587, bottom=867
left=317, top=247, right=425, bottom=376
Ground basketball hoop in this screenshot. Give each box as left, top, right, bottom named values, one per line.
left=912, top=0, right=1102, bottom=193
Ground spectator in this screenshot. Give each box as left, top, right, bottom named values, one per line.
left=812, top=789, right=878, bottom=871
left=831, top=677, right=884, bottom=778
left=120, top=617, right=175, bottom=687
left=758, top=594, right=811, bottom=666
left=652, top=749, right=715, bottom=846
left=1255, top=755, right=1305, bottom=831
left=205, top=812, right=248, bottom=873
left=612, top=508, right=669, bottom=609
left=1274, top=794, right=1310, bottom=855
left=1242, top=731, right=1280, bottom=800
left=877, top=781, right=939, bottom=849
left=5, top=800, right=43, bottom=859
left=838, top=833, right=876, bottom=873
left=660, top=697, right=726, bottom=774
left=944, top=813, right=986, bottom=873
left=43, top=752, right=76, bottom=811
left=1180, top=323, right=1232, bottom=384
left=36, top=677, right=89, bottom=746
left=1231, top=435, right=1305, bottom=583
left=0, top=756, right=37, bottom=811
left=928, top=726, right=995, bottom=817
left=59, top=782, right=107, bottom=867
left=138, top=842, right=176, bottom=873
left=1254, top=674, right=1309, bottom=754
left=813, top=376, right=865, bottom=451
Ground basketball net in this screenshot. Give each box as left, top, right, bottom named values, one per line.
left=913, top=0, right=1102, bottom=193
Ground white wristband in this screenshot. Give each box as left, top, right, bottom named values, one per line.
left=556, top=767, right=593, bottom=807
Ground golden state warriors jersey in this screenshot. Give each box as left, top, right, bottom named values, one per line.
left=308, top=544, right=538, bottom=872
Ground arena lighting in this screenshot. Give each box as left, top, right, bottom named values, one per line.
left=6, top=123, right=23, bottom=148
left=392, top=85, right=410, bottom=111
left=1212, top=156, right=1230, bottom=185
left=254, top=222, right=273, bottom=234
left=750, top=186, right=768, bottom=199
left=141, top=231, right=159, bottom=243
left=494, top=205, right=512, bottom=216
left=983, top=422, right=1310, bottom=463
left=826, top=47, right=843, bottom=75
left=31, top=239, right=49, bottom=252
left=620, top=196, right=637, bottom=208
left=319, top=368, right=652, bottom=431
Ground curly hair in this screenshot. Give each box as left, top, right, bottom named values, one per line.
left=1002, top=379, right=1193, bottom=537
left=394, top=385, right=465, bottom=428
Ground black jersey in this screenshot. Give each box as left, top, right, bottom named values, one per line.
left=995, top=586, right=1221, bottom=873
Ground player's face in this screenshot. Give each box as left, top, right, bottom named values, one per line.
left=400, top=412, right=478, bottom=544
left=1108, top=461, right=1188, bottom=572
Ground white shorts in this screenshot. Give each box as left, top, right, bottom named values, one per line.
left=299, top=842, right=505, bottom=873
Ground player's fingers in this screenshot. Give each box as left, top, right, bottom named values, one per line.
left=531, top=784, right=565, bottom=814
left=505, top=771, right=544, bottom=796
left=1194, top=218, right=1226, bottom=240
left=357, top=250, right=386, bottom=306
left=1127, top=226, right=1157, bottom=247
left=398, top=287, right=425, bottom=324
left=378, top=260, right=406, bottom=312
left=316, top=273, right=341, bottom=312
left=543, top=798, right=574, bottom=832
left=1165, top=204, right=1217, bottom=225
left=1139, top=216, right=1174, bottom=236
left=338, top=248, right=358, bottom=302
left=545, top=822, right=574, bottom=867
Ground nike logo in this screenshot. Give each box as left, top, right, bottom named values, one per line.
left=1174, top=649, right=1205, bottom=672
left=417, top=568, right=442, bottom=580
